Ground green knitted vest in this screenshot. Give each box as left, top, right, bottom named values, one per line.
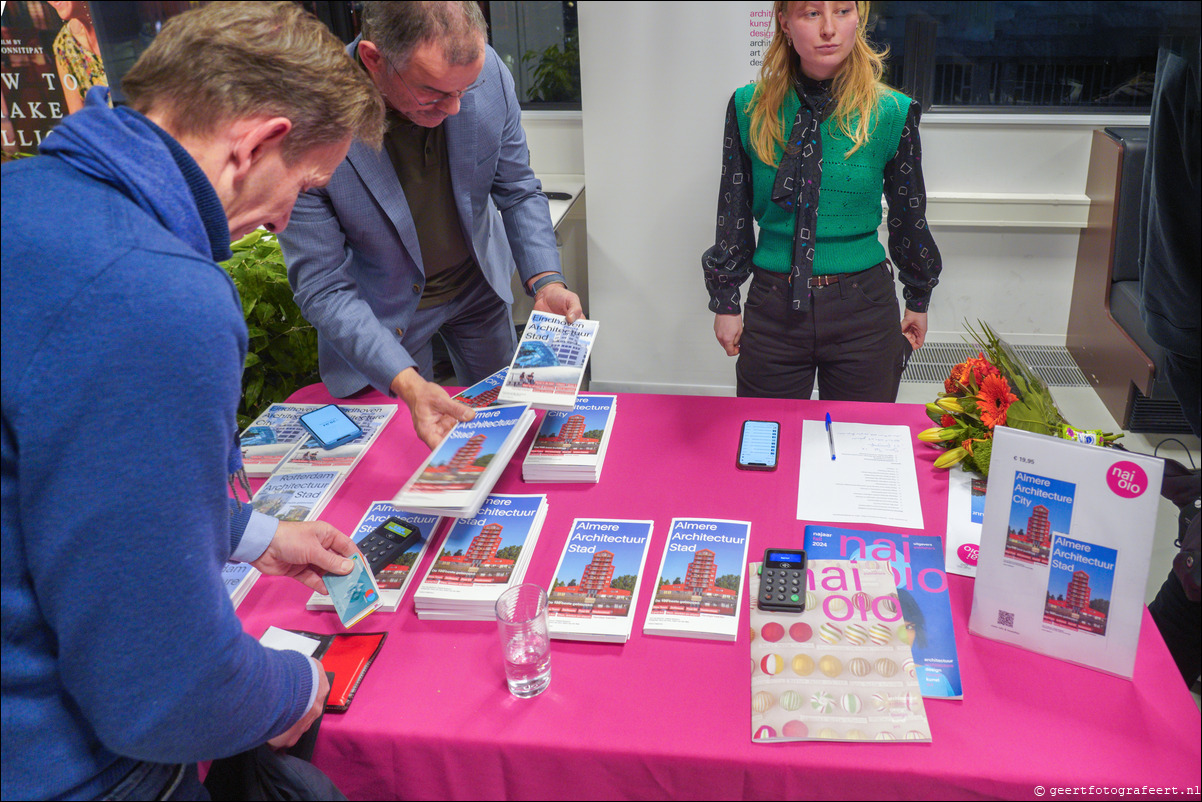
left=734, top=83, right=910, bottom=275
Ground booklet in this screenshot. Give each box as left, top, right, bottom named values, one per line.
left=523, top=394, right=617, bottom=483
left=969, top=427, right=1164, bottom=678
left=643, top=518, right=752, bottom=641
left=307, top=502, right=443, bottom=613
left=546, top=519, right=655, bottom=642
left=412, top=494, right=548, bottom=621
left=238, top=403, right=321, bottom=476
left=272, top=405, right=395, bottom=476
left=748, top=559, right=932, bottom=743
left=805, top=525, right=963, bottom=699
left=238, top=403, right=395, bottom=476
left=393, top=403, right=535, bottom=518
left=945, top=466, right=986, bottom=577
left=451, top=367, right=521, bottom=408
left=224, top=469, right=342, bottom=608
left=496, top=311, right=599, bottom=411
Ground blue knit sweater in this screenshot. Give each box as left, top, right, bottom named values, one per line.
left=1, top=90, right=312, bottom=800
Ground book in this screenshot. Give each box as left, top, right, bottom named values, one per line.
left=250, top=469, right=342, bottom=523
left=945, top=465, right=986, bottom=577
left=496, top=311, right=599, bottom=411
left=223, top=469, right=343, bottom=608
left=804, top=525, right=963, bottom=699
left=239, top=403, right=395, bottom=477
left=642, top=518, right=752, bottom=641
left=522, top=394, right=617, bottom=483
left=393, top=403, right=535, bottom=518
left=1, top=1, right=107, bottom=157
left=307, top=502, right=444, bottom=613
left=272, top=405, right=395, bottom=476
left=412, top=494, right=548, bottom=621
left=969, top=427, right=1165, bottom=678
left=546, top=519, right=655, bottom=643
left=748, top=559, right=932, bottom=743
left=238, top=403, right=321, bottom=476
left=451, top=367, right=521, bottom=408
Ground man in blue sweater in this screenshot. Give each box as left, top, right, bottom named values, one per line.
left=1, top=3, right=385, bottom=799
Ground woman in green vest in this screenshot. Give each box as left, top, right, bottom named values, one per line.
left=702, top=0, right=942, bottom=401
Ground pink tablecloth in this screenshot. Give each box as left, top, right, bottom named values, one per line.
left=235, top=386, right=1202, bottom=801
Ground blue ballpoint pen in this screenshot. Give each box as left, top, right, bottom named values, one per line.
left=825, top=413, right=836, bottom=460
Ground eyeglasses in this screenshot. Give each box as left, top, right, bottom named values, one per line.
left=385, top=53, right=486, bottom=107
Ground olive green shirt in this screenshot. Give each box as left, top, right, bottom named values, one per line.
left=382, top=108, right=478, bottom=310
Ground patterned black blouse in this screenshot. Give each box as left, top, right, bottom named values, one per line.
left=702, top=85, right=943, bottom=316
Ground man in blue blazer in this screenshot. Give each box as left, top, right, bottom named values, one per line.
left=279, top=1, right=583, bottom=448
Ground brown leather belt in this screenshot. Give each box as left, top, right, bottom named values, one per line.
left=806, top=274, right=841, bottom=288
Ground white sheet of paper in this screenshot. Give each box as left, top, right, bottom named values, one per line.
left=259, top=625, right=322, bottom=656
left=796, top=419, right=924, bottom=530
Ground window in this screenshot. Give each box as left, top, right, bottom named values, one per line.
left=484, top=1, right=580, bottom=109
left=867, top=1, right=1199, bottom=111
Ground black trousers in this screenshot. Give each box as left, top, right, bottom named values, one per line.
left=736, top=264, right=912, bottom=402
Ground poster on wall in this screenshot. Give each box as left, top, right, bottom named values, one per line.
left=2, top=0, right=108, bottom=157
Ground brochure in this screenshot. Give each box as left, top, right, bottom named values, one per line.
left=224, top=469, right=342, bottom=608
left=969, top=427, right=1164, bottom=678
left=643, top=518, right=751, bottom=641
left=805, top=525, right=963, bottom=699
left=238, top=403, right=321, bottom=476
left=393, top=404, right=535, bottom=518
left=749, top=559, right=932, bottom=743
left=238, top=403, right=395, bottom=476
left=272, top=405, right=395, bottom=476
left=945, top=466, right=986, bottom=577
left=413, top=494, right=548, bottom=620
left=496, top=311, right=599, bottom=411
left=451, top=367, right=519, bottom=408
left=523, top=394, right=617, bottom=483
left=546, top=519, right=655, bottom=642
left=251, top=470, right=342, bottom=523
left=307, top=502, right=443, bottom=613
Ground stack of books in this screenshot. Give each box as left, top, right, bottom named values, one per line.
left=496, top=311, right=599, bottom=411
left=522, top=394, right=617, bottom=483
left=223, top=469, right=346, bottom=608
left=393, top=403, right=535, bottom=518
left=412, top=494, right=548, bottom=621
left=546, top=518, right=655, bottom=643
left=238, top=403, right=395, bottom=476
left=306, top=502, right=444, bottom=614
left=643, top=517, right=752, bottom=641
left=225, top=406, right=396, bottom=608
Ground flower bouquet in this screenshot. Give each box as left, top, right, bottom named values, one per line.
left=919, top=321, right=1121, bottom=477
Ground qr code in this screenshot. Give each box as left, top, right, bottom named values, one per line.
left=997, top=610, right=1015, bottom=628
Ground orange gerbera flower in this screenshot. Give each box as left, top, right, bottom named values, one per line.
left=977, top=374, right=1017, bottom=428
left=944, top=362, right=969, bottom=394
left=964, top=354, right=1001, bottom=387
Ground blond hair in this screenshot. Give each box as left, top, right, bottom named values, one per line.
left=121, top=1, right=385, bottom=158
left=748, top=1, right=889, bottom=165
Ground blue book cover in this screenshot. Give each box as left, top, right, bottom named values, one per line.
left=804, top=525, right=963, bottom=699
left=547, top=519, right=655, bottom=641
left=415, top=494, right=546, bottom=599
left=406, top=404, right=531, bottom=496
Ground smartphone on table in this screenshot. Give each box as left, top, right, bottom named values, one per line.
left=737, top=419, right=780, bottom=471
left=298, top=404, right=362, bottom=449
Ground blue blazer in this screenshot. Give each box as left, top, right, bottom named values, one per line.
left=279, top=41, right=560, bottom=397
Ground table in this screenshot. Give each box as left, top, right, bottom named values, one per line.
left=236, top=386, right=1202, bottom=800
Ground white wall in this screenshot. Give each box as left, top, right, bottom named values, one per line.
left=573, top=2, right=1147, bottom=395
